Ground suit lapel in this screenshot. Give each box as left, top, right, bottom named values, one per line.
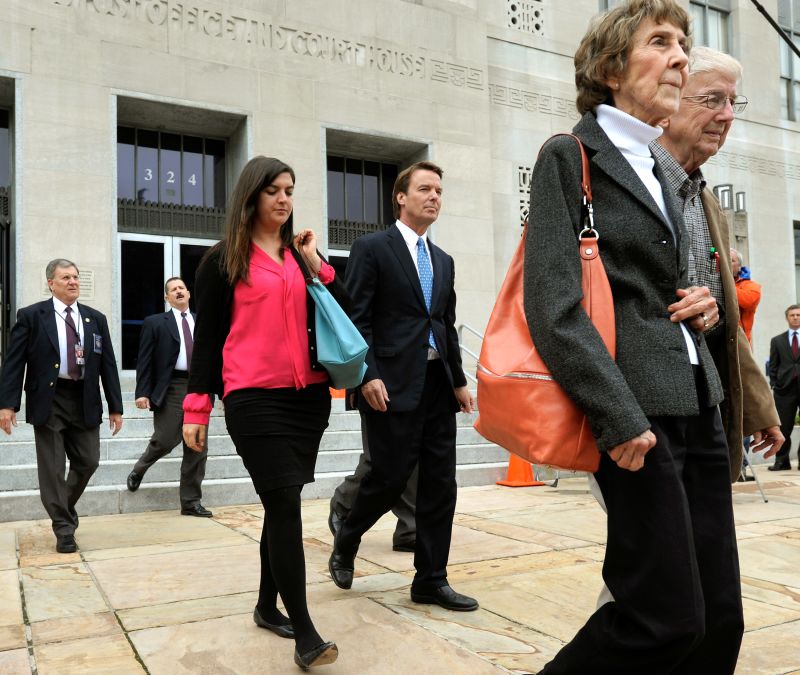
left=429, top=242, right=446, bottom=312
left=387, top=226, right=427, bottom=310
left=77, top=303, right=95, bottom=365
left=576, top=113, right=674, bottom=240
left=41, top=300, right=59, bottom=354
left=165, top=311, right=180, bottom=343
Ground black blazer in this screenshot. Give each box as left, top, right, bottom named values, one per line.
left=768, top=331, right=800, bottom=392
left=0, top=299, right=123, bottom=427
left=346, top=224, right=467, bottom=413
left=523, top=112, right=723, bottom=452
left=188, top=243, right=350, bottom=399
left=135, top=310, right=194, bottom=409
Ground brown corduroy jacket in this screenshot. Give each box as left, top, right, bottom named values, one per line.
left=701, top=188, right=780, bottom=481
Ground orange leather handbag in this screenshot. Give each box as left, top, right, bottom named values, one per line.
left=474, top=135, right=615, bottom=473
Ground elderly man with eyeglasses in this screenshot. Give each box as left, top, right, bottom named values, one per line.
left=652, top=45, right=783, bottom=480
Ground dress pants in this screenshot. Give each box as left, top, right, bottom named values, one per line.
left=330, top=414, right=418, bottom=547
left=134, top=376, right=207, bottom=508
left=336, top=360, right=457, bottom=590
left=541, top=405, right=743, bottom=675
left=772, top=379, right=800, bottom=468
left=33, top=381, right=100, bottom=536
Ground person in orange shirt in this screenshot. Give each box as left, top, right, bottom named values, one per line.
left=730, top=248, right=761, bottom=344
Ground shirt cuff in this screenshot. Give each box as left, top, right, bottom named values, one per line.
left=183, top=393, right=212, bottom=426
left=318, top=261, right=335, bottom=285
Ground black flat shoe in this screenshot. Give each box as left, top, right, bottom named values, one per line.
left=181, top=504, right=213, bottom=517
left=328, top=549, right=355, bottom=589
left=126, top=471, right=142, bottom=492
left=56, top=534, right=77, bottom=554
left=411, top=584, right=479, bottom=612
left=253, top=608, right=294, bottom=639
left=294, top=641, right=338, bottom=671
left=768, top=462, right=791, bottom=471
left=392, top=541, right=415, bottom=552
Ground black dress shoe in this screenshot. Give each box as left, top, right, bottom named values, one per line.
left=768, top=462, right=791, bottom=471
left=126, top=471, right=142, bottom=492
left=56, top=534, right=77, bottom=554
left=294, top=641, right=338, bottom=671
left=328, top=536, right=356, bottom=590
left=392, top=541, right=415, bottom=552
left=253, top=608, right=294, bottom=639
left=181, top=504, right=213, bottom=517
left=328, top=509, right=345, bottom=538
left=411, top=584, right=479, bottom=612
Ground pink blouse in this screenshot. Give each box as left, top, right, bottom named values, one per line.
left=184, top=244, right=334, bottom=425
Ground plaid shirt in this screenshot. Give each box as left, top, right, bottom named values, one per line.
left=650, top=141, right=725, bottom=334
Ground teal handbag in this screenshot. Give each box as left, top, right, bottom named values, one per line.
left=305, top=276, right=368, bottom=389
left=293, top=246, right=368, bottom=389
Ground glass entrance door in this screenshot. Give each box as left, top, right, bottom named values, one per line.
left=119, top=234, right=215, bottom=370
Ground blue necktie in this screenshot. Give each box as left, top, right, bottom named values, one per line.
left=416, top=237, right=437, bottom=351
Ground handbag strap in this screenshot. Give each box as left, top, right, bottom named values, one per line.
left=540, top=133, right=596, bottom=239
left=292, top=245, right=327, bottom=285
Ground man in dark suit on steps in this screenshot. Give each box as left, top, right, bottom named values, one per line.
left=328, top=161, right=478, bottom=612
left=768, top=304, right=800, bottom=471
left=0, top=258, right=123, bottom=553
left=126, top=277, right=211, bottom=517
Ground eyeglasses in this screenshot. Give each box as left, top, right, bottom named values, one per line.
left=681, top=92, right=748, bottom=114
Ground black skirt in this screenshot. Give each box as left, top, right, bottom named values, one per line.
left=224, top=384, right=331, bottom=494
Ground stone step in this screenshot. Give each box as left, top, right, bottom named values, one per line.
left=0, top=460, right=509, bottom=522
left=0, top=443, right=508, bottom=493
left=0, top=411, right=482, bottom=461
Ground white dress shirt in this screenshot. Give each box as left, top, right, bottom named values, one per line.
left=788, top=329, right=800, bottom=348
left=595, top=104, right=699, bottom=366
left=395, top=219, right=433, bottom=279
left=52, top=296, right=84, bottom=380
left=171, top=306, right=194, bottom=372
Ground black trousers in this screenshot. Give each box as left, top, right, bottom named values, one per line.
left=330, top=414, right=418, bottom=547
left=541, top=406, right=743, bottom=675
left=337, top=360, right=457, bottom=590
left=134, top=376, right=207, bottom=507
left=33, top=381, right=100, bottom=536
left=773, top=380, right=800, bottom=467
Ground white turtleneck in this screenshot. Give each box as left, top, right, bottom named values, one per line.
left=595, top=103, right=698, bottom=366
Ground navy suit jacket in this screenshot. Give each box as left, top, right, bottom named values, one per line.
left=135, top=310, right=194, bottom=409
left=768, top=331, right=800, bottom=392
left=0, top=299, right=123, bottom=427
left=346, top=224, right=467, bottom=413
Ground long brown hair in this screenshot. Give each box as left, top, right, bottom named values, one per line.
left=218, top=156, right=296, bottom=285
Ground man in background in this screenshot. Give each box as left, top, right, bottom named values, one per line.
left=127, top=277, right=212, bottom=517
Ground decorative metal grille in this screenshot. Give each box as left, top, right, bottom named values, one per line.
left=518, top=166, right=533, bottom=226
left=507, top=0, right=544, bottom=36
left=328, top=219, right=389, bottom=250
left=117, top=198, right=225, bottom=238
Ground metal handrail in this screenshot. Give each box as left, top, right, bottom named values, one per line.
left=457, top=323, right=484, bottom=384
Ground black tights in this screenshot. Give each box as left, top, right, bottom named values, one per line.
left=256, top=485, right=322, bottom=654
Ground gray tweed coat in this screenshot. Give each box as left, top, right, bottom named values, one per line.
left=523, top=112, right=723, bottom=453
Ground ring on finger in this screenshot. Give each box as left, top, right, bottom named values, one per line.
left=701, top=312, right=709, bottom=328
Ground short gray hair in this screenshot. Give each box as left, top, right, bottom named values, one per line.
left=730, top=247, right=743, bottom=263
left=689, top=46, right=742, bottom=81
left=46, top=258, right=79, bottom=280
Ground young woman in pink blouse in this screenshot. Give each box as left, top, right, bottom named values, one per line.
left=183, top=156, right=345, bottom=671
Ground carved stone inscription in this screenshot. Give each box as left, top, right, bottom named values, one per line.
left=489, top=83, right=577, bottom=119
left=52, top=0, right=485, bottom=91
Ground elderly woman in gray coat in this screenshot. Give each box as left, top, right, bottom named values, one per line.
left=524, top=1, right=743, bottom=673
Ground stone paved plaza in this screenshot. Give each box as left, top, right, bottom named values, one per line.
left=0, top=475, right=799, bottom=674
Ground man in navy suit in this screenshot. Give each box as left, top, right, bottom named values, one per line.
left=328, top=161, right=478, bottom=611
left=768, top=304, right=800, bottom=471
left=126, top=277, right=211, bottom=517
left=0, top=259, right=123, bottom=552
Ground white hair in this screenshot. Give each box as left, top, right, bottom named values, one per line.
left=689, top=46, right=742, bottom=82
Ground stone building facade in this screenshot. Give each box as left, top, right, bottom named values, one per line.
left=0, top=0, right=798, bottom=372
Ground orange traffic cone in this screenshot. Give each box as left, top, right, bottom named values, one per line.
left=496, top=454, right=545, bottom=487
